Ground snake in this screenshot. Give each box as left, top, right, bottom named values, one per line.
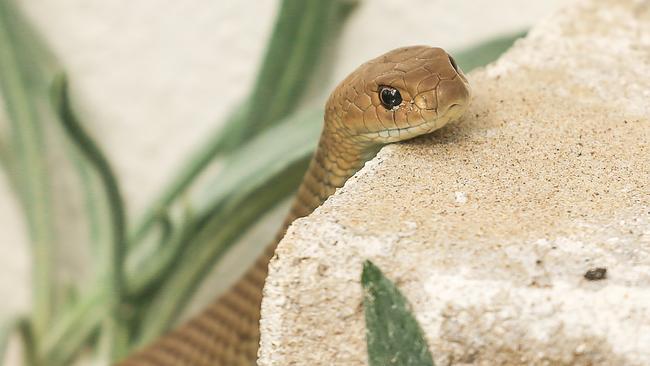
left=118, top=45, right=471, bottom=365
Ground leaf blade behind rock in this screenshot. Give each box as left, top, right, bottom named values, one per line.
left=362, top=260, right=434, bottom=366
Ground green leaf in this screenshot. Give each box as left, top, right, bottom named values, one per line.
left=0, top=1, right=122, bottom=349
left=0, top=136, right=14, bottom=186
left=130, top=0, right=358, bottom=245
left=0, top=1, right=131, bottom=361
left=454, top=30, right=527, bottom=73
left=0, top=0, right=60, bottom=337
left=51, top=75, right=127, bottom=303
left=237, top=0, right=358, bottom=142
left=0, top=317, right=37, bottom=366
left=1, top=0, right=121, bottom=310
left=50, top=74, right=129, bottom=361
left=134, top=108, right=321, bottom=343
left=362, top=260, right=434, bottom=366
left=40, top=290, right=110, bottom=366
left=0, top=317, right=18, bottom=366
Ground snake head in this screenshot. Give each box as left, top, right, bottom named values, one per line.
left=326, top=46, right=471, bottom=144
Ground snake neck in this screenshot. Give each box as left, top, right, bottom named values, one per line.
left=275, top=127, right=379, bottom=241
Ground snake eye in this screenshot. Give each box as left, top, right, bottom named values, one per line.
left=379, top=86, right=402, bottom=109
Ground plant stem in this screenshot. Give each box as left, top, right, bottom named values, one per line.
left=0, top=0, right=57, bottom=339
left=50, top=75, right=128, bottom=361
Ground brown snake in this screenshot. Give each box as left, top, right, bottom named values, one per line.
left=118, top=46, right=471, bottom=365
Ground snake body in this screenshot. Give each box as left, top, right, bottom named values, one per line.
left=119, top=46, right=470, bottom=365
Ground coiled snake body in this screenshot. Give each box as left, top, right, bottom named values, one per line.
left=119, top=46, right=471, bottom=365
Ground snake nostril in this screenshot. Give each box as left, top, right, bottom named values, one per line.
left=448, top=55, right=459, bottom=73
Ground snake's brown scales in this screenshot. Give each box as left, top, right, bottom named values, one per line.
left=118, top=46, right=471, bottom=365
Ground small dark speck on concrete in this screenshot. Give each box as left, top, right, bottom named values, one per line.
left=584, top=267, right=607, bottom=281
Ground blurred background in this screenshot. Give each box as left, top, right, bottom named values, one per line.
left=0, top=0, right=569, bottom=364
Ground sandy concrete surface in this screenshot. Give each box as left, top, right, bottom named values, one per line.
left=259, top=0, right=650, bottom=364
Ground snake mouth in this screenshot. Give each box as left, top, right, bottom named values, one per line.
left=360, top=102, right=466, bottom=142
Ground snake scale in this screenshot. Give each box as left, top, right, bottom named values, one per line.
left=118, top=46, right=471, bottom=365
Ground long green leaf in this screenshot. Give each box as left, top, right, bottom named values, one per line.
left=51, top=75, right=127, bottom=307
left=130, top=0, right=357, bottom=245
left=362, top=260, right=434, bottom=366
left=0, top=2, right=121, bottom=350
left=135, top=108, right=322, bottom=343
left=237, top=0, right=357, bottom=143
left=0, top=0, right=58, bottom=337
left=0, top=1, right=130, bottom=361
left=50, top=75, right=129, bottom=361
left=40, top=287, right=107, bottom=365
left=0, top=317, right=18, bottom=366
left=1, top=0, right=117, bottom=299
left=0, top=317, right=38, bottom=366
left=0, top=136, right=12, bottom=178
